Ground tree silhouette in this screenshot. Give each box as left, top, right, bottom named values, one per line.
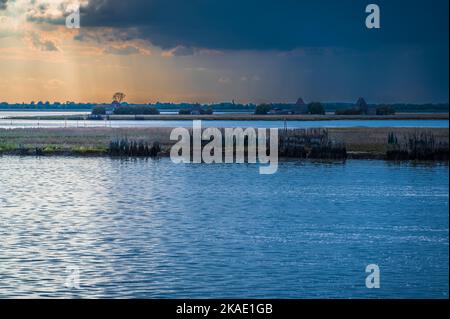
left=112, top=92, right=126, bottom=104
left=308, top=102, right=325, bottom=115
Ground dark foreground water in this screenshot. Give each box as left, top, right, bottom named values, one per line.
left=0, top=157, right=448, bottom=298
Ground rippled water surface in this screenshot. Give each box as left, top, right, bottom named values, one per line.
left=0, top=157, right=448, bottom=298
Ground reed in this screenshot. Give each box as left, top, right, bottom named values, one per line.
left=109, top=138, right=161, bottom=157
left=279, top=128, right=347, bottom=159
left=387, top=132, right=449, bottom=160
left=1, top=127, right=447, bottom=161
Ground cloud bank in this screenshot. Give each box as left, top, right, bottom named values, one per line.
left=0, top=0, right=8, bottom=11
left=77, top=0, right=448, bottom=51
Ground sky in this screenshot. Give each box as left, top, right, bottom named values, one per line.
left=0, top=0, right=448, bottom=104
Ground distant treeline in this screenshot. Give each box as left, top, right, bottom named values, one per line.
left=0, top=102, right=95, bottom=110
left=305, top=103, right=448, bottom=114
left=386, top=103, right=449, bottom=113
left=1, top=101, right=448, bottom=113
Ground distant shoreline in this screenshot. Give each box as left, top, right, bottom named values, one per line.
left=0, top=109, right=90, bottom=112
left=5, top=113, right=449, bottom=121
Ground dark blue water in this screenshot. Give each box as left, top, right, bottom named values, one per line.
left=0, top=157, right=448, bottom=298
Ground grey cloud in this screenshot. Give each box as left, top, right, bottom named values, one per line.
left=73, top=28, right=139, bottom=44
left=19, top=0, right=448, bottom=53
left=104, top=45, right=141, bottom=55
left=40, top=40, right=59, bottom=52
left=29, top=33, right=59, bottom=52
left=0, top=0, right=7, bottom=10
left=165, top=46, right=195, bottom=57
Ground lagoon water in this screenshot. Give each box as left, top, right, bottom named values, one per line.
left=0, top=111, right=90, bottom=119
left=0, top=111, right=246, bottom=118
left=0, top=157, right=448, bottom=298
left=0, top=119, right=448, bottom=129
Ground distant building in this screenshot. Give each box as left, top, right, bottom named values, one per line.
left=292, top=98, right=309, bottom=115
left=269, top=98, right=309, bottom=115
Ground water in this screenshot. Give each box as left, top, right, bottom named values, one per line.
left=159, top=111, right=253, bottom=115
left=0, top=157, right=448, bottom=298
left=0, top=111, right=90, bottom=119
left=0, top=111, right=252, bottom=118
left=0, top=119, right=448, bottom=129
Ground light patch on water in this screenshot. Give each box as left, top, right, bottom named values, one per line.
left=0, top=157, right=448, bottom=298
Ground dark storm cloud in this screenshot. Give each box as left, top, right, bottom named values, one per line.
left=0, top=0, right=8, bottom=10
left=79, top=0, right=449, bottom=50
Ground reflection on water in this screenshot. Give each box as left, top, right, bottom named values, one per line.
left=0, top=157, right=448, bottom=298
left=0, top=119, right=448, bottom=129
left=0, top=111, right=90, bottom=119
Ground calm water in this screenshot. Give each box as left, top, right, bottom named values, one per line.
left=0, top=111, right=90, bottom=119
left=0, top=157, right=448, bottom=298
left=0, top=119, right=448, bottom=129
left=0, top=111, right=248, bottom=118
